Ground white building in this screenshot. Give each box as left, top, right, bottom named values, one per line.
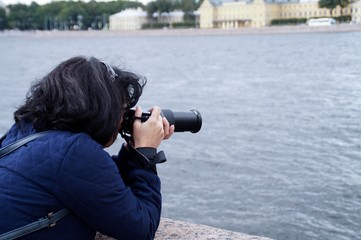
left=109, top=7, right=148, bottom=30
left=153, top=10, right=184, bottom=24
left=352, top=1, right=361, bottom=23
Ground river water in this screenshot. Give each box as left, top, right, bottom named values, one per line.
left=0, top=30, right=361, bottom=240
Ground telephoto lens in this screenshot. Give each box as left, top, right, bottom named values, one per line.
left=120, top=109, right=202, bottom=141
left=161, top=109, right=202, bottom=133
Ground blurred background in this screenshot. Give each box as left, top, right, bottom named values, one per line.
left=1, top=1, right=361, bottom=240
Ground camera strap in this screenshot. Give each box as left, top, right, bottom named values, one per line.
left=0, top=131, right=70, bottom=240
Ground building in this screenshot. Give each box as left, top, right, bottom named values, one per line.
left=109, top=8, right=185, bottom=30
left=153, top=10, right=184, bottom=25
left=352, top=0, right=361, bottom=23
left=109, top=7, right=148, bottom=30
left=198, top=0, right=360, bottom=28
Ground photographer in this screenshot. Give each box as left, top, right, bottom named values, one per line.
left=0, top=56, right=174, bottom=239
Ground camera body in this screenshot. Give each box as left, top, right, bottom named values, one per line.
left=120, top=109, right=202, bottom=141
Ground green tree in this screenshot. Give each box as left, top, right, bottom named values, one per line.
left=318, top=0, right=350, bottom=17
left=174, top=0, right=199, bottom=20
left=84, top=0, right=104, bottom=29
left=0, top=7, right=7, bottom=30
left=156, top=0, right=174, bottom=13
left=7, top=3, right=40, bottom=30
left=318, top=0, right=337, bottom=16
left=3, top=0, right=143, bottom=31
left=146, top=1, right=158, bottom=18
left=145, top=0, right=174, bottom=25
left=337, top=0, right=350, bottom=15
left=145, top=0, right=175, bottom=16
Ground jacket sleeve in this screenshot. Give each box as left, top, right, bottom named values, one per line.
left=55, top=135, right=161, bottom=240
left=113, top=144, right=162, bottom=185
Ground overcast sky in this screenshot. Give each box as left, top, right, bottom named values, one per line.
left=2, top=0, right=49, bottom=4
left=0, top=0, right=147, bottom=6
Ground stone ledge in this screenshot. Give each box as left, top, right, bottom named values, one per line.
left=95, top=218, right=272, bottom=240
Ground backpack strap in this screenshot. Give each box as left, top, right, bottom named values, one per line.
left=0, top=130, right=70, bottom=239
left=0, top=209, right=70, bottom=240
left=0, top=131, right=55, bottom=158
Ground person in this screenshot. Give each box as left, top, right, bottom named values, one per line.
left=0, top=56, right=174, bottom=240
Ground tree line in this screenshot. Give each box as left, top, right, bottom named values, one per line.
left=0, top=0, right=201, bottom=31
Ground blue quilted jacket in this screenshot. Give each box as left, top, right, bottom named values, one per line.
left=0, top=123, right=162, bottom=240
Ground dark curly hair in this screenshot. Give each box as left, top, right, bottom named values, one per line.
left=14, top=56, right=146, bottom=146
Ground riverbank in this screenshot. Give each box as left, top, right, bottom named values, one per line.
left=95, top=218, right=273, bottom=240
left=1, top=24, right=361, bottom=38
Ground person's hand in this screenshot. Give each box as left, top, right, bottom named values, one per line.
left=132, top=106, right=174, bottom=149
left=162, top=110, right=175, bottom=140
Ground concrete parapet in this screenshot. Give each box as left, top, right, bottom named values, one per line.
left=95, top=218, right=272, bottom=240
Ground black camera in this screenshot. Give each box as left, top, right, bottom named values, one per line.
left=120, top=109, right=202, bottom=141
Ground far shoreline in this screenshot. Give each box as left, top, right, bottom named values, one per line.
left=1, top=24, right=361, bottom=38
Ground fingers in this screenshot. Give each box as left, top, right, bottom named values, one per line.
left=149, top=106, right=162, bottom=121
left=162, top=116, right=174, bottom=140
left=132, top=106, right=163, bottom=148
left=134, top=106, right=143, bottom=118
left=132, top=106, right=174, bottom=148
left=149, top=106, right=164, bottom=136
left=150, top=106, right=174, bottom=140
left=133, top=106, right=143, bottom=129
